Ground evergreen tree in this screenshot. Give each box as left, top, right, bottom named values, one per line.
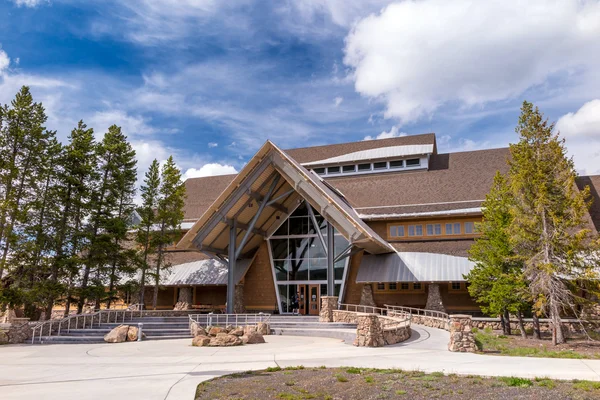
left=151, top=156, right=186, bottom=310
left=508, top=101, right=600, bottom=345
left=467, top=172, right=530, bottom=337
left=136, top=159, right=161, bottom=308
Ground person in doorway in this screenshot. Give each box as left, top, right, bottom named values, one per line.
left=292, top=292, right=300, bottom=315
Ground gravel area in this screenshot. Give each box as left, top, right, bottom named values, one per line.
left=195, top=367, right=600, bottom=399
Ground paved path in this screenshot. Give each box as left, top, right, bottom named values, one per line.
left=1, top=325, right=600, bottom=400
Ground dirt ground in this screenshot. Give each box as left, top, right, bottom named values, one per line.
left=195, top=367, right=600, bottom=400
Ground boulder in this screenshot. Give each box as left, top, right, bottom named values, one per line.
left=127, top=326, right=146, bottom=342
left=256, top=322, right=270, bottom=335
left=209, top=333, right=242, bottom=346
left=104, top=325, right=129, bottom=343
left=224, top=325, right=234, bottom=333
left=230, top=327, right=244, bottom=336
left=241, top=332, right=265, bottom=344
left=243, top=325, right=256, bottom=336
left=0, top=330, right=9, bottom=345
left=208, top=326, right=226, bottom=336
left=173, top=301, right=191, bottom=311
left=191, top=322, right=206, bottom=337
left=192, top=335, right=211, bottom=347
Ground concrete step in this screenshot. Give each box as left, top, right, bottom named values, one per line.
left=100, top=323, right=190, bottom=329
left=65, top=329, right=190, bottom=336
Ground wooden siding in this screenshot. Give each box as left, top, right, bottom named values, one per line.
left=242, top=241, right=278, bottom=311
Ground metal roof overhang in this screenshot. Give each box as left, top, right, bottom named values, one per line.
left=177, top=141, right=393, bottom=257
left=356, top=252, right=475, bottom=283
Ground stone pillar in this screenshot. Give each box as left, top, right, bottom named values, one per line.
left=359, top=284, right=377, bottom=307
left=233, top=284, right=246, bottom=314
left=355, top=313, right=384, bottom=347
left=174, top=287, right=192, bottom=310
left=319, top=296, right=338, bottom=322
left=448, top=314, right=477, bottom=352
left=425, top=283, right=446, bottom=312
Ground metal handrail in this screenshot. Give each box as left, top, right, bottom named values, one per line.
left=31, top=303, right=144, bottom=344
left=379, top=314, right=411, bottom=330
left=336, top=302, right=411, bottom=330
left=384, top=304, right=449, bottom=320
left=188, top=313, right=271, bottom=329
left=337, top=302, right=389, bottom=315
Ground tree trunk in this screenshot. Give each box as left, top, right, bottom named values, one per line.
left=503, top=309, right=512, bottom=335
left=532, top=313, right=541, bottom=340
left=551, top=300, right=565, bottom=345
left=517, top=310, right=527, bottom=339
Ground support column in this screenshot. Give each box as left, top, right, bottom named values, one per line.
left=425, top=283, right=446, bottom=313
left=448, top=315, right=477, bottom=352
left=319, top=296, right=338, bottom=322
left=227, top=221, right=236, bottom=314
left=326, top=222, right=335, bottom=296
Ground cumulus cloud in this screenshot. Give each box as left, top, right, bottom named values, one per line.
left=344, top=0, right=600, bottom=125
left=556, top=99, right=600, bottom=175
left=182, top=163, right=237, bottom=181
left=364, top=126, right=406, bottom=140
left=88, top=110, right=158, bottom=138
left=0, top=49, right=9, bottom=72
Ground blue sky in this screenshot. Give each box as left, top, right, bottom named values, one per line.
left=1, top=0, right=600, bottom=181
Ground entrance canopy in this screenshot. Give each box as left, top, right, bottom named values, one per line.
left=177, top=141, right=393, bottom=257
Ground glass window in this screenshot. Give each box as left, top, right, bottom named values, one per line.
left=454, top=223, right=461, bottom=234
left=390, top=226, right=397, bottom=237
left=273, top=219, right=288, bottom=236
left=416, top=225, right=423, bottom=235
left=377, top=283, right=385, bottom=290
left=389, top=160, right=403, bottom=168
left=288, top=258, right=308, bottom=281
left=327, top=166, right=340, bottom=174
left=413, top=283, right=422, bottom=290
left=313, top=167, right=325, bottom=175
left=389, top=283, right=397, bottom=290
left=445, top=223, right=453, bottom=235
left=373, top=161, right=387, bottom=169
left=358, top=163, right=371, bottom=171
left=309, top=258, right=327, bottom=281
left=406, top=158, right=420, bottom=167
left=397, top=226, right=405, bottom=237
left=400, top=283, right=410, bottom=290
left=427, top=224, right=441, bottom=235
left=271, top=239, right=289, bottom=259
left=289, top=216, right=310, bottom=235
left=408, top=225, right=415, bottom=236
left=274, top=260, right=290, bottom=281
left=408, top=225, right=423, bottom=236
left=334, top=260, right=345, bottom=280
left=465, top=221, right=474, bottom=234
left=451, top=282, right=462, bottom=290
left=342, top=165, right=355, bottom=173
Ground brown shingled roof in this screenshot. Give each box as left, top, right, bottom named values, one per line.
left=577, top=175, right=600, bottom=232
left=326, top=147, right=510, bottom=215
left=284, top=133, right=436, bottom=164
left=183, top=174, right=236, bottom=220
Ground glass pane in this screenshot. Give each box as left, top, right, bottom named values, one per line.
left=342, top=165, right=355, bottom=173
left=426, top=224, right=433, bottom=235
left=415, top=225, right=423, bottom=236
left=373, top=161, right=387, bottom=169
left=273, top=219, right=288, bottom=236
left=408, top=225, right=415, bottom=236
left=274, top=260, right=290, bottom=281
left=308, top=237, right=326, bottom=258
left=289, top=216, right=310, bottom=235
left=398, top=226, right=405, bottom=237
left=445, top=223, right=453, bottom=235
left=434, top=224, right=442, bottom=235
left=310, top=258, right=327, bottom=280
left=390, top=225, right=397, bottom=237
left=290, top=237, right=311, bottom=259
left=334, top=235, right=349, bottom=257
left=278, top=285, right=289, bottom=313
left=271, top=239, right=289, bottom=259
left=465, top=222, right=473, bottom=234
left=288, top=259, right=309, bottom=281
left=389, top=160, right=403, bottom=168
left=454, top=223, right=461, bottom=234
left=358, top=163, right=371, bottom=171
left=334, top=260, right=345, bottom=280
left=291, top=202, right=308, bottom=217
left=406, top=158, right=420, bottom=166
left=313, top=167, right=325, bottom=175
left=327, top=166, right=340, bottom=174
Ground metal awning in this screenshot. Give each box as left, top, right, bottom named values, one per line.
left=356, top=252, right=475, bottom=282
left=177, top=140, right=393, bottom=256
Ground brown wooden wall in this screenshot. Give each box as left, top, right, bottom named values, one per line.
left=342, top=250, right=364, bottom=304
left=144, top=287, right=176, bottom=309
left=242, top=241, right=278, bottom=311
left=194, top=286, right=226, bottom=306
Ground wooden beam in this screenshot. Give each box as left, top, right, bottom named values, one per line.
left=247, top=191, right=288, bottom=214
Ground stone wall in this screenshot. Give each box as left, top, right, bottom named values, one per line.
left=359, top=284, right=377, bottom=307
left=332, top=310, right=358, bottom=324
left=471, top=317, right=599, bottom=337
left=425, top=283, right=446, bottom=313
left=382, top=324, right=411, bottom=345
left=355, top=313, right=384, bottom=347
left=448, top=315, right=477, bottom=352
left=319, top=296, right=338, bottom=322
left=0, top=318, right=32, bottom=344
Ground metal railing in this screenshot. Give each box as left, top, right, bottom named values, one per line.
left=384, top=304, right=449, bottom=320
left=30, top=303, right=143, bottom=344
left=379, top=314, right=411, bottom=330
left=188, top=313, right=271, bottom=329
left=336, top=302, right=411, bottom=331
left=337, top=303, right=389, bottom=315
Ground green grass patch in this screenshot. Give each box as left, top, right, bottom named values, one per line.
left=345, top=367, right=362, bottom=374
left=364, top=376, right=374, bottom=383
left=499, top=377, right=533, bottom=387
left=572, top=380, right=600, bottom=391
left=335, top=373, right=348, bottom=383
left=266, top=366, right=282, bottom=372
left=534, top=377, right=556, bottom=389
left=395, top=390, right=407, bottom=395
left=284, top=366, right=305, bottom=370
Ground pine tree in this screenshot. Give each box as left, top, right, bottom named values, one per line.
left=151, top=156, right=186, bottom=310
left=467, top=172, right=530, bottom=337
left=136, top=159, right=161, bottom=308
left=508, top=101, right=600, bottom=345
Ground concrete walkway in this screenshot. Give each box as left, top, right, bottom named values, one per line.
left=1, top=324, right=599, bottom=400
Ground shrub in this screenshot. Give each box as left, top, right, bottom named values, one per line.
left=499, top=377, right=533, bottom=387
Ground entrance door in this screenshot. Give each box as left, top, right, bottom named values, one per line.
left=308, top=284, right=320, bottom=315
left=298, top=285, right=307, bottom=315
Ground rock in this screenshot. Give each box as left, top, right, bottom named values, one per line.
left=173, top=301, right=191, bottom=311
left=224, top=325, right=234, bottom=333
left=104, top=325, right=129, bottom=343
left=209, top=333, right=242, bottom=346
left=256, top=322, right=270, bottom=335
left=127, top=326, right=146, bottom=341
left=192, top=335, right=211, bottom=347
left=191, top=322, right=206, bottom=337
left=241, top=332, right=265, bottom=344
left=243, top=325, right=256, bottom=336
left=208, top=326, right=226, bottom=336
left=230, top=327, right=244, bottom=336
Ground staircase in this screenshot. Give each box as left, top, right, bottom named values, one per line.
left=36, top=314, right=357, bottom=344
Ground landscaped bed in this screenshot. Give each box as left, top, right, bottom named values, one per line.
left=195, top=367, right=600, bottom=399
left=474, top=327, right=600, bottom=359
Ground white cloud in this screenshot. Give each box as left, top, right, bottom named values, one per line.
left=182, top=163, right=237, bottom=181
left=0, top=49, right=9, bottom=72
left=363, top=126, right=406, bottom=140
left=556, top=99, right=600, bottom=175
left=88, top=110, right=157, bottom=138
left=11, top=0, right=47, bottom=7
left=334, top=96, right=343, bottom=107
left=344, top=0, right=600, bottom=125
left=208, top=142, right=218, bottom=148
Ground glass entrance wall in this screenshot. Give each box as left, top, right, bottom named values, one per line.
left=269, top=201, right=350, bottom=314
